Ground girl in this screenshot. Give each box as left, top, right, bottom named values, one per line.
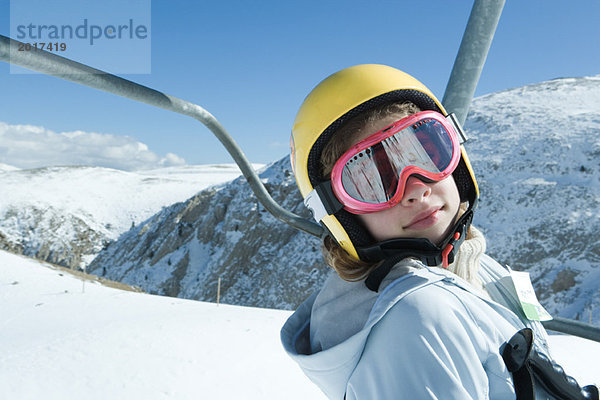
left=281, top=64, right=597, bottom=399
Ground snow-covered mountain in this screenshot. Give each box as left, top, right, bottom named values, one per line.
left=466, top=75, right=600, bottom=321
left=88, top=158, right=326, bottom=309
left=0, top=164, right=259, bottom=269
left=0, top=163, right=20, bottom=172
left=88, top=75, right=600, bottom=320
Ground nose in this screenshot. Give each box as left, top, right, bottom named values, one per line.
left=401, top=176, right=432, bottom=206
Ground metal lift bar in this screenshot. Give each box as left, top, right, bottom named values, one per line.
left=544, top=317, right=600, bottom=343
left=0, top=35, right=324, bottom=239
left=442, top=0, right=505, bottom=126
left=441, top=0, right=600, bottom=342
left=2, top=12, right=600, bottom=340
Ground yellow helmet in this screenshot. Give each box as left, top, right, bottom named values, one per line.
left=290, top=64, right=478, bottom=265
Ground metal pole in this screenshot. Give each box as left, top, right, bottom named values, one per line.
left=217, top=277, right=221, bottom=306
left=2, top=30, right=600, bottom=343
left=441, top=1, right=600, bottom=344
left=442, top=0, right=506, bottom=126
left=0, top=35, right=324, bottom=238
left=442, top=0, right=600, bottom=342
left=543, top=317, right=600, bottom=343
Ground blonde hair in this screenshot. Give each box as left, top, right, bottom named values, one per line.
left=320, top=102, right=421, bottom=281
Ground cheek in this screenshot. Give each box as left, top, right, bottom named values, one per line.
left=356, top=213, right=382, bottom=237
left=353, top=177, right=461, bottom=242
left=356, top=208, right=406, bottom=241
left=440, top=178, right=461, bottom=213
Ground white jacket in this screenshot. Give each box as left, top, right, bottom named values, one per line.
left=281, top=254, right=552, bottom=399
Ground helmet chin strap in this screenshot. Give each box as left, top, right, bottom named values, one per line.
left=359, top=205, right=475, bottom=292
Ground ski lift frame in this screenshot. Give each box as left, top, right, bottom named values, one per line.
left=1, top=0, right=599, bottom=342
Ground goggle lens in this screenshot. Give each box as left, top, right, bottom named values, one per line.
left=333, top=112, right=460, bottom=211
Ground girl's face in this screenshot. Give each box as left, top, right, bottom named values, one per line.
left=350, top=116, right=462, bottom=245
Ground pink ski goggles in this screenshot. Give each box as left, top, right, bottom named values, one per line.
left=330, top=111, right=462, bottom=214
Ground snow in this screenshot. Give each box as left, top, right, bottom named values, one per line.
left=2, top=74, right=600, bottom=397
left=518, top=177, right=557, bottom=186
left=0, top=163, right=20, bottom=172
left=465, top=74, right=600, bottom=321
left=0, top=250, right=324, bottom=399
left=0, top=164, right=264, bottom=241
left=0, top=163, right=265, bottom=270
left=1, top=249, right=598, bottom=398
left=550, top=334, right=600, bottom=385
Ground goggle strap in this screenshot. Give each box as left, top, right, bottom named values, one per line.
left=304, top=180, right=344, bottom=222
left=365, top=252, right=417, bottom=292
left=446, top=113, right=468, bottom=144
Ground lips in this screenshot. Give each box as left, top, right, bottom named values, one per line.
left=404, top=206, right=443, bottom=230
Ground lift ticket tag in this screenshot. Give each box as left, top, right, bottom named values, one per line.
left=510, top=270, right=553, bottom=321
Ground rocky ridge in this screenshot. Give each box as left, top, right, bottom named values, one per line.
left=90, top=75, right=600, bottom=320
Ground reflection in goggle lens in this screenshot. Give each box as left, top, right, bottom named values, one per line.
left=341, top=119, right=454, bottom=204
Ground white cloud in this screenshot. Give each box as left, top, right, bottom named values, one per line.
left=160, top=153, right=186, bottom=166
left=0, top=122, right=186, bottom=171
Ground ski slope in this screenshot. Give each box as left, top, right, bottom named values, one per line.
left=0, top=250, right=324, bottom=399
left=0, top=249, right=598, bottom=399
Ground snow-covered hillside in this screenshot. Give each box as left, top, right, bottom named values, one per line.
left=0, top=250, right=324, bottom=399
left=87, top=75, right=600, bottom=321
left=1, top=249, right=598, bottom=399
left=0, top=163, right=20, bottom=172
left=465, top=75, right=600, bottom=321
left=0, top=164, right=261, bottom=269
left=3, top=75, right=599, bottom=321
left=88, top=157, right=326, bottom=309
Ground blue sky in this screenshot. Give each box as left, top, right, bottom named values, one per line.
left=1, top=0, right=599, bottom=169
